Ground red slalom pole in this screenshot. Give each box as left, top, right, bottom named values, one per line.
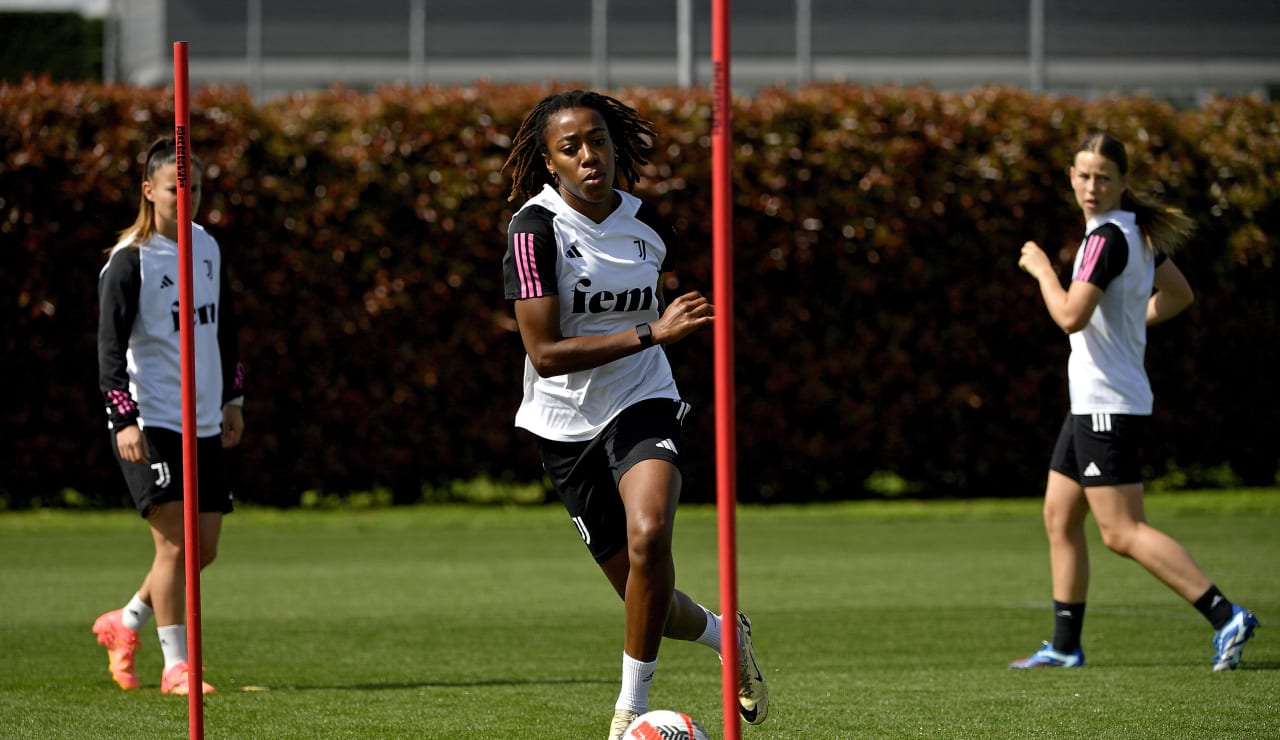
left=711, top=1, right=741, bottom=738
left=172, top=40, right=205, bottom=740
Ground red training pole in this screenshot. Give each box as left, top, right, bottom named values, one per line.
left=172, top=40, right=205, bottom=740
left=711, top=1, right=741, bottom=738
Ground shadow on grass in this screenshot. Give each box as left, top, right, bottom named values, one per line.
left=1089, top=661, right=1280, bottom=671
left=266, top=677, right=614, bottom=691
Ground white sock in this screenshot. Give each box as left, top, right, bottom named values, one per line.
left=695, top=607, right=723, bottom=654
left=615, top=652, right=657, bottom=714
left=121, top=593, right=152, bottom=632
left=157, top=624, right=188, bottom=670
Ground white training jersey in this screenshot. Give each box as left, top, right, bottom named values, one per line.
left=503, top=185, right=680, bottom=442
left=1067, top=210, right=1158, bottom=415
left=98, top=225, right=238, bottom=437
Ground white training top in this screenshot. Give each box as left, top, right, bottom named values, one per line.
left=98, top=225, right=231, bottom=437
left=503, top=185, right=680, bottom=442
left=1067, top=210, right=1156, bottom=415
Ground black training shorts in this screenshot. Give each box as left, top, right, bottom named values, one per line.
left=110, top=426, right=236, bottom=518
left=536, top=398, right=690, bottom=563
left=1049, top=412, right=1146, bottom=487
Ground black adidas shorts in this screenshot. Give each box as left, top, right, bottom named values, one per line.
left=111, top=426, right=236, bottom=518
left=1049, top=413, right=1146, bottom=487
left=536, top=398, right=690, bottom=564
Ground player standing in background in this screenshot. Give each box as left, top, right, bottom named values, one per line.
left=94, top=137, right=245, bottom=695
left=501, top=90, right=768, bottom=739
left=1012, top=132, right=1258, bottom=671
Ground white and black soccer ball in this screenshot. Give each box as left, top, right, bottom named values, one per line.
left=623, top=709, right=711, bottom=740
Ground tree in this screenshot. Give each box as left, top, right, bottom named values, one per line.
left=0, top=12, right=103, bottom=83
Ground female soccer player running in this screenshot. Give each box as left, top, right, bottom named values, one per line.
left=501, top=90, right=768, bottom=739
left=1012, top=132, right=1257, bottom=671
left=94, top=137, right=245, bottom=694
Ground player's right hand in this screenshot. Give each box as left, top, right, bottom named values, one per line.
left=1019, top=240, right=1052, bottom=280
left=116, top=425, right=149, bottom=464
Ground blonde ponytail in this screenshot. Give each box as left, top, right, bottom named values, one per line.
left=108, top=137, right=204, bottom=252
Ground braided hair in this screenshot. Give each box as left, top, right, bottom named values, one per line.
left=503, top=90, right=656, bottom=203
left=1077, top=133, right=1195, bottom=256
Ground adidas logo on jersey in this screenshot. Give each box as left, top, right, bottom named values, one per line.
left=564, top=243, right=583, bottom=258
left=160, top=275, right=174, bottom=289
left=656, top=439, right=678, bottom=453
left=1083, top=461, right=1102, bottom=477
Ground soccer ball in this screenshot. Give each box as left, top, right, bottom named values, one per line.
left=623, top=709, right=711, bottom=740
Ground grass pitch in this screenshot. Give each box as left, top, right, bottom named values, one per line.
left=1, top=490, right=1277, bottom=738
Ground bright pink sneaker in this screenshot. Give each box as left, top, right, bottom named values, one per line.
left=161, top=662, right=215, bottom=695
left=92, top=609, right=141, bottom=690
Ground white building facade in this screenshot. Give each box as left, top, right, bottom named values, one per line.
left=104, top=0, right=1280, bottom=103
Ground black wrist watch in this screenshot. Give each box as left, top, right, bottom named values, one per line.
left=635, top=322, right=655, bottom=348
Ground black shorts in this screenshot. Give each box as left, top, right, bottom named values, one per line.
left=1049, top=413, right=1146, bottom=487
left=111, top=426, right=236, bottom=518
left=536, top=398, right=690, bottom=564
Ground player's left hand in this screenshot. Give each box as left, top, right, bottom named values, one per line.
left=222, top=404, right=245, bottom=449
left=652, top=291, right=714, bottom=345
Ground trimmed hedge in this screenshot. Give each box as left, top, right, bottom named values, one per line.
left=2, top=78, right=1276, bottom=508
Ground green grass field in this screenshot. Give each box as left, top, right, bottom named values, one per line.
left=1, top=491, right=1277, bottom=739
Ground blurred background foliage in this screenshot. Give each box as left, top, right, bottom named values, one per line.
left=0, top=12, right=103, bottom=83
left=1, top=79, right=1276, bottom=508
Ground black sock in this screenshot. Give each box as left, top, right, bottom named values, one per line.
left=1194, top=585, right=1235, bottom=630
left=1052, top=601, right=1086, bottom=653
